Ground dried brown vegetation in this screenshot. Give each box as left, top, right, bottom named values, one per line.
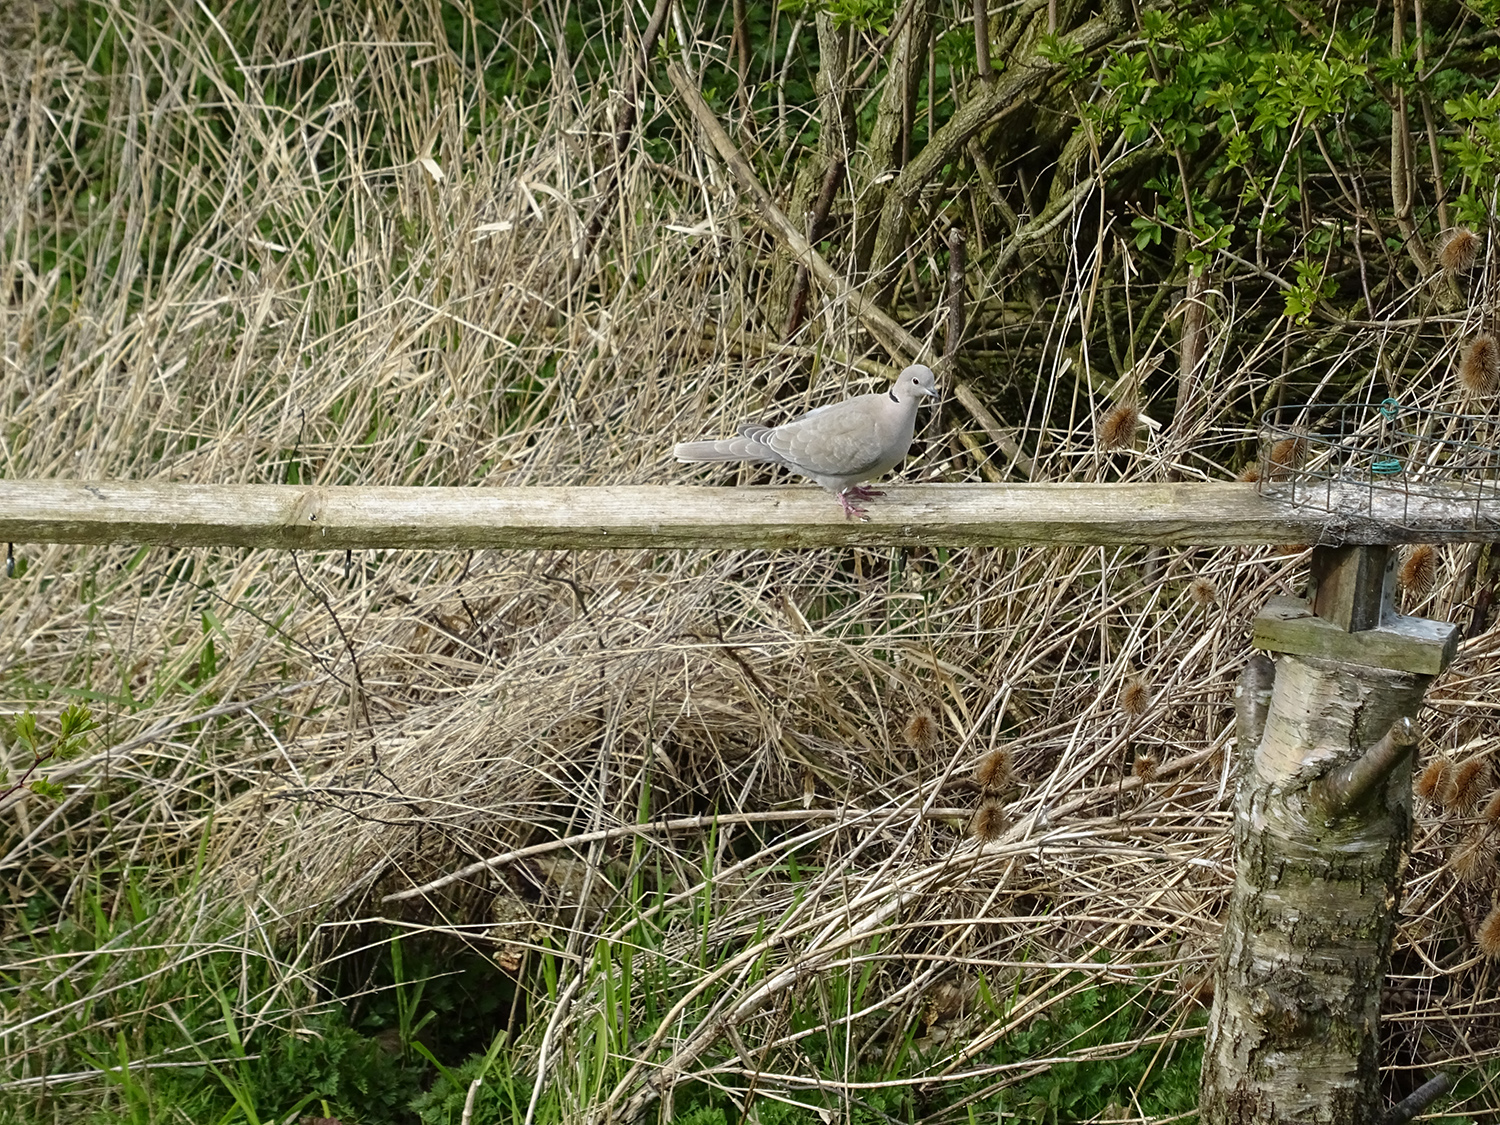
left=2, top=1, right=1500, bottom=1120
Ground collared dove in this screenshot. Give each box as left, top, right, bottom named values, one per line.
left=674, top=364, right=939, bottom=519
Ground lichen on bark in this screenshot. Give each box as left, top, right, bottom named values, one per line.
left=1201, top=653, right=1428, bottom=1124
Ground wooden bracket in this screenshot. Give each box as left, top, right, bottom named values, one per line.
left=1252, top=596, right=1458, bottom=675
left=1252, top=545, right=1459, bottom=675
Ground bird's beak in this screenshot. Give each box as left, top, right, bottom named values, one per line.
left=918, top=384, right=939, bottom=399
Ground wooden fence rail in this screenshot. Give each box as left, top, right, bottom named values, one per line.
left=1, top=479, right=1496, bottom=551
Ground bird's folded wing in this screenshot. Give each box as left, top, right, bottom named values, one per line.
left=762, top=398, right=896, bottom=477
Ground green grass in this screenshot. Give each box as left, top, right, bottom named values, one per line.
left=2, top=861, right=417, bottom=1125
left=2, top=825, right=1208, bottom=1125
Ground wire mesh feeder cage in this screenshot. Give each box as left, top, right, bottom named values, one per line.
left=1257, top=399, right=1500, bottom=532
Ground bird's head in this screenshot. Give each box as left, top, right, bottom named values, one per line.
left=894, top=364, right=939, bottom=403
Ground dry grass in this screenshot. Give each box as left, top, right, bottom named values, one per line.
left=2, top=1, right=1499, bottom=1120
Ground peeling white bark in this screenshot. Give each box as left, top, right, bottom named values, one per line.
left=1201, top=653, right=1427, bottom=1124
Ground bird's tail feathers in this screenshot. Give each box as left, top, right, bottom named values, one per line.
left=674, top=437, right=772, bottom=463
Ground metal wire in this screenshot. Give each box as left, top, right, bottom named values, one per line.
left=1257, top=399, right=1500, bottom=532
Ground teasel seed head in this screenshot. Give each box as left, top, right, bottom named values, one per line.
left=1416, top=757, right=1450, bottom=802
left=1098, top=400, right=1142, bottom=451
left=1459, top=333, right=1500, bottom=397
left=1450, top=757, right=1492, bottom=813
left=970, top=799, right=1007, bottom=842
left=1439, top=227, right=1480, bottom=272
left=1478, top=904, right=1500, bottom=958
left=1178, top=970, right=1215, bottom=1007
left=1268, top=436, right=1306, bottom=478
left=1187, top=577, right=1218, bottom=607
left=904, top=708, right=938, bottom=753
left=1483, top=788, right=1500, bottom=825
left=974, top=747, right=1013, bottom=794
left=1398, top=544, right=1439, bottom=600
left=1452, top=829, right=1496, bottom=884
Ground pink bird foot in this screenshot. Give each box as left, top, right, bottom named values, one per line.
left=837, top=485, right=885, bottom=521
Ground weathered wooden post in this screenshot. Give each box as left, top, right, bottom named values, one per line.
left=1200, top=544, right=1459, bottom=1123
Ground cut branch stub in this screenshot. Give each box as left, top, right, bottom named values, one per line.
left=1379, top=1072, right=1454, bottom=1125
left=1310, top=715, right=1420, bottom=819
left=1234, top=653, right=1276, bottom=755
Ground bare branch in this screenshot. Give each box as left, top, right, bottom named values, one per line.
left=1311, top=715, right=1419, bottom=818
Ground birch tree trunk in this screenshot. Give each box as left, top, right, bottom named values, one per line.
left=1199, top=651, right=1428, bottom=1122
